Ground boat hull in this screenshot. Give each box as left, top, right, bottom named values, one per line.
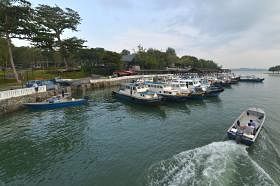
left=24, top=99, right=87, bottom=110
left=205, top=91, right=221, bottom=97
left=239, top=78, right=264, bottom=82
left=159, top=93, right=203, bottom=101
left=112, top=91, right=162, bottom=105
left=205, top=87, right=224, bottom=97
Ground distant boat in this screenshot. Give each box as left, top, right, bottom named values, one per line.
left=227, top=108, right=266, bottom=146
left=230, top=76, right=240, bottom=84
left=112, top=83, right=162, bottom=104
left=24, top=96, right=88, bottom=110
left=239, top=75, right=264, bottom=82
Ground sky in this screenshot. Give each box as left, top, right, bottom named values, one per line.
left=15, top=0, right=280, bottom=68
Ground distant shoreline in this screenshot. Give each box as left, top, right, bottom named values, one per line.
left=231, top=68, right=267, bottom=71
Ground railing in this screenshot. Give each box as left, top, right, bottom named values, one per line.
left=89, top=74, right=172, bottom=84
left=0, top=85, right=47, bottom=100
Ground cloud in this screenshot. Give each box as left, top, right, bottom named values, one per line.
left=100, top=29, right=187, bottom=53
left=14, top=0, right=280, bottom=68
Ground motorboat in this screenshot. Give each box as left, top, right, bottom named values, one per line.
left=24, top=95, right=88, bottom=110
left=239, top=75, right=264, bottom=82
left=145, top=81, right=204, bottom=101
left=112, top=83, right=162, bottom=104
left=227, top=108, right=265, bottom=146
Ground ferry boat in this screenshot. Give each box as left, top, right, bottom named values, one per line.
left=239, top=75, right=264, bottom=82
left=112, top=83, right=162, bottom=104
left=227, top=108, right=265, bottom=146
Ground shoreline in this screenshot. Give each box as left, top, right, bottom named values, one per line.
left=0, top=74, right=171, bottom=115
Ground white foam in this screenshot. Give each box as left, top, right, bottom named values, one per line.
left=148, top=141, right=276, bottom=186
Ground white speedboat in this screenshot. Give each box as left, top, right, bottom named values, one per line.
left=145, top=81, right=204, bottom=101
left=227, top=108, right=265, bottom=146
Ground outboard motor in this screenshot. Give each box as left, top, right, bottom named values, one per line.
left=235, top=132, right=242, bottom=144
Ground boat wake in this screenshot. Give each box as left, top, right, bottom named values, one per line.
left=147, top=141, right=276, bottom=186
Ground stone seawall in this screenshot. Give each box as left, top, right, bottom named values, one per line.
left=0, top=91, right=55, bottom=115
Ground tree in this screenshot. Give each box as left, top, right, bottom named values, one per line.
left=121, top=49, right=130, bottom=56
left=13, top=46, right=43, bottom=68
left=35, top=5, right=81, bottom=69
left=166, top=47, right=178, bottom=67
left=166, top=47, right=176, bottom=56
left=78, top=48, right=123, bottom=75
left=179, top=55, right=199, bottom=68
left=0, top=38, right=8, bottom=68
left=134, top=48, right=167, bottom=69
left=103, top=51, right=122, bottom=75
left=60, top=37, right=86, bottom=67
left=0, top=0, right=33, bottom=83
left=269, top=65, right=280, bottom=73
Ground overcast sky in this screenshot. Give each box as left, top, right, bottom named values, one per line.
left=16, top=0, right=280, bottom=68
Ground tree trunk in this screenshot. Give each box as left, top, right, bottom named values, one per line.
left=6, top=34, right=20, bottom=83
left=57, top=36, right=68, bottom=70
left=63, top=56, right=68, bottom=70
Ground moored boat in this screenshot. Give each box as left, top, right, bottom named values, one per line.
left=24, top=96, right=88, bottom=110
left=145, top=81, right=204, bottom=101
left=227, top=108, right=265, bottom=146
left=112, top=83, right=162, bottom=104
left=230, top=76, right=240, bottom=84
left=239, top=75, right=264, bottom=82
left=204, top=84, right=224, bottom=97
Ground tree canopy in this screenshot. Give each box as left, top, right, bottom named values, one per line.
left=268, top=65, right=280, bottom=72
left=79, top=48, right=123, bottom=75
left=34, top=5, right=82, bottom=69
left=0, top=0, right=221, bottom=80
left=0, top=0, right=33, bottom=82
left=132, top=46, right=219, bottom=70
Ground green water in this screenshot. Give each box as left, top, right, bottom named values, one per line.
left=0, top=71, right=280, bottom=186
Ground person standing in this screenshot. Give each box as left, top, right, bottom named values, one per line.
left=33, top=82, right=39, bottom=102
left=33, top=82, right=39, bottom=93
left=62, top=89, right=65, bottom=98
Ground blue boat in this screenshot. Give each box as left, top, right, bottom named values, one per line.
left=227, top=108, right=265, bottom=146
left=24, top=97, right=88, bottom=110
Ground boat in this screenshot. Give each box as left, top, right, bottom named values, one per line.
left=112, top=83, right=162, bottom=104
left=239, top=75, right=264, bottom=82
left=24, top=95, right=88, bottom=110
left=204, top=84, right=224, bottom=97
left=145, top=81, right=204, bottom=101
left=230, top=76, right=240, bottom=84
left=169, top=79, right=204, bottom=100
left=199, top=78, right=224, bottom=97
left=227, top=108, right=266, bottom=146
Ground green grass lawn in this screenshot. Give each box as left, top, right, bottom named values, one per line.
left=25, top=70, right=89, bottom=80
left=0, top=69, right=89, bottom=90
